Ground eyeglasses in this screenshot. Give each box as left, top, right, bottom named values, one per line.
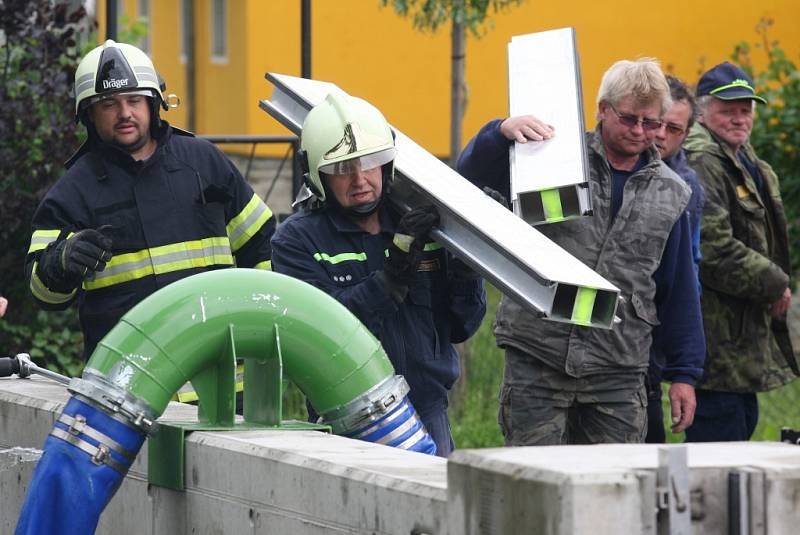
left=663, top=123, right=686, bottom=136
left=608, top=104, right=663, bottom=131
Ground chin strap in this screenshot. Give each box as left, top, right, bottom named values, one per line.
left=346, top=197, right=382, bottom=218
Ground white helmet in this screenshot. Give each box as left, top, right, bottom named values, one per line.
left=300, top=93, right=396, bottom=203
left=73, top=40, right=167, bottom=120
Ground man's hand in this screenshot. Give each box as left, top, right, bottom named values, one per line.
left=0, top=296, right=7, bottom=318
left=668, top=382, right=696, bottom=433
left=383, top=206, right=440, bottom=289
left=499, top=115, right=555, bottom=143
left=769, top=287, right=792, bottom=318
left=58, top=227, right=114, bottom=279
left=396, top=205, right=440, bottom=240
left=37, top=227, right=114, bottom=291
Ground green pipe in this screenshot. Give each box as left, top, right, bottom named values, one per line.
left=84, top=269, right=394, bottom=419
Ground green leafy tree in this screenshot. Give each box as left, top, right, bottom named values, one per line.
left=732, top=18, right=800, bottom=282
left=380, top=0, right=527, bottom=165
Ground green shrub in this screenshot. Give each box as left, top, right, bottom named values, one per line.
left=732, top=18, right=800, bottom=283
left=0, top=4, right=145, bottom=374
left=0, top=0, right=89, bottom=372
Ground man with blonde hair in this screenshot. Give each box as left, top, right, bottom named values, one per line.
left=458, top=58, right=705, bottom=444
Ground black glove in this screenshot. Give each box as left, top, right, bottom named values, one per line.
left=381, top=206, right=440, bottom=300
left=396, top=205, right=440, bottom=239
left=37, top=227, right=113, bottom=291
left=483, top=186, right=510, bottom=209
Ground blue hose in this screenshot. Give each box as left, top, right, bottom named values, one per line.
left=344, top=395, right=437, bottom=455
left=15, top=397, right=146, bottom=535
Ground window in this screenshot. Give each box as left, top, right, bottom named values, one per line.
left=210, top=0, right=227, bottom=63
left=138, top=0, right=151, bottom=53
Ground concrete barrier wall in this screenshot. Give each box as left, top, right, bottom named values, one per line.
left=447, top=444, right=800, bottom=535
left=0, top=377, right=447, bottom=535
left=3, top=376, right=800, bottom=535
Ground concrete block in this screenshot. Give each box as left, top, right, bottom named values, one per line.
left=0, top=447, right=41, bottom=534
left=1, top=377, right=447, bottom=535
left=447, top=443, right=800, bottom=535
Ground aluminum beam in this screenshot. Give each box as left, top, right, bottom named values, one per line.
left=260, top=73, right=620, bottom=328
left=508, top=28, right=592, bottom=225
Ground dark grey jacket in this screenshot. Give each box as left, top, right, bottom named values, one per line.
left=459, top=123, right=696, bottom=378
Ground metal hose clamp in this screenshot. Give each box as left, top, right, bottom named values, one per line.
left=320, top=375, right=410, bottom=435
left=68, top=369, right=158, bottom=434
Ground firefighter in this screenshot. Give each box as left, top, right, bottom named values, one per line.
left=25, top=40, right=275, bottom=360
left=271, top=93, right=486, bottom=456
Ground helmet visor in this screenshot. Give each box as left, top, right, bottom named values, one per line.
left=85, top=89, right=155, bottom=109
left=318, top=148, right=396, bottom=176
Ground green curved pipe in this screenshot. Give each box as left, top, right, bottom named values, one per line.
left=85, top=269, right=393, bottom=419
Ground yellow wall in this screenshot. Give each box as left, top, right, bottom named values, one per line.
left=150, top=1, right=186, bottom=127
left=463, top=0, right=800, bottom=136
left=97, top=0, right=800, bottom=157
left=244, top=1, right=301, bottom=138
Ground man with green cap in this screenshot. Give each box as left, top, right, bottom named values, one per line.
left=684, top=62, right=799, bottom=441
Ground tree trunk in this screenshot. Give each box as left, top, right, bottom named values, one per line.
left=450, top=15, right=465, bottom=168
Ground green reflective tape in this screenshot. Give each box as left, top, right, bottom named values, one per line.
left=710, top=79, right=754, bottom=94
left=571, top=287, right=596, bottom=326
left=540, top=188, right=564, bottom=222
left=313, top=251, right=367, bottom=264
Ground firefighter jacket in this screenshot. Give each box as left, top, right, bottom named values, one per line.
left=26, top=123, right=275, bottom=358
left=458, top=121, right=705, bottom=382
left=684, top=122, right=799, bottom=392
left=271, top=204, right=486, bottom=411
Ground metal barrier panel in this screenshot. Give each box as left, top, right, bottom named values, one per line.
left=508, top=28, right=592, bottom=225
left=260, top=73, right=620, bottom=329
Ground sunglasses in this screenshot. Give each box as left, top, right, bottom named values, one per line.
left=663, top=123, right=686, bottom=136
left=608, top=104, right=663, bottom=131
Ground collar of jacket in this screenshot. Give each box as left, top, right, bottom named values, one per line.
left=587, top=123, right=663, bottom=178
left=87, top=121, right=197, bottom=179
left=683, top=122, right=759, bottom=165
left=663, top=148, right=694, bottom=181
left=325, top=203, right=398, bottom=235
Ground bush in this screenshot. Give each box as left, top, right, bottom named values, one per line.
left=0, top=3, right=154, bottom=375
left=0, top=1, right=90, bottom=372
left=732, top=18, right=800, bottom=282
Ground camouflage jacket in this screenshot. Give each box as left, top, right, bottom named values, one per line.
left=492, top=127, right=691, bottom=377
left=684, top=123, right=798, bottom=392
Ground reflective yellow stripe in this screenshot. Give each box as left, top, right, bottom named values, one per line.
left=314, top=252, right=368, bottom=264
left=28, top=229, right=68, bottom=254
left=382, top=241, right=441, bottom=258
left=84, top=237, right=233, bottom=290
left=29, top=261, right=77, bottom=304
left=253, top=260, right=272, bottom=270
left=226, top=194, right=273, bottom=252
